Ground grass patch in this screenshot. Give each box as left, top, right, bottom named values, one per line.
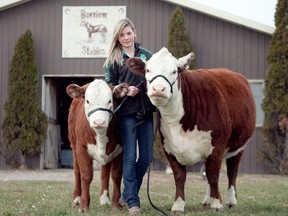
left=0, top=172, right=288, bottom=215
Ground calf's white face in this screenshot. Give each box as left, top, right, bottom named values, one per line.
left=84, top=80, right=113, bottom=129
left=145, top=47, right=193, bottom=107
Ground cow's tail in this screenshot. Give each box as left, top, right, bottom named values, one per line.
left=223, top=143, right=247, bottom=160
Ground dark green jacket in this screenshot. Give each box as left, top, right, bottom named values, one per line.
left=105, top=43, right=155, bottom=117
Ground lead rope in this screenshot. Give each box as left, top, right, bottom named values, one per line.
left=114, top=81, right=144, bottom=115
left=147, top=109, right=169, bottom=216
left=114, top=83, right=169, bottom=215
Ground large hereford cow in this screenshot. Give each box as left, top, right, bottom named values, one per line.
left=126, top=48, right=256, bottom=214
left=66, top=79, right=123, bottom=212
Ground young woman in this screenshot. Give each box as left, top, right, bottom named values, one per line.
left=103, top=18, right=155, bottom=215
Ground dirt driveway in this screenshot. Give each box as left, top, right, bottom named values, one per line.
left=0, top=168, right=286, bottom=186
left=0, top=169, right=76, bottom=181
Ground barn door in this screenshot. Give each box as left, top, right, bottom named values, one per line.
left=42, top=78, right=60, bottom=168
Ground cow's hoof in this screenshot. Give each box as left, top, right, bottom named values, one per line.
left=226, top=203, right=237, bottom=208
left=210, top=198, right=223, bottom=211
left=170, top=210, right=184, bottom=216
left=211, top=206, right=224, bottom=212
left=201, top=203, right=211, bottom=208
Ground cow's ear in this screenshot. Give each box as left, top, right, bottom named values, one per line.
left=177, top=52, right=195, bottom=70
left=125, top=57, right=146, bottom=77
left=66, top=84, right=85, bottom=99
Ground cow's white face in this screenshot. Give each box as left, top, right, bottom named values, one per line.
left=145, top=47, right=194, bottom=107
left=84, top=80, right=113, bottom=129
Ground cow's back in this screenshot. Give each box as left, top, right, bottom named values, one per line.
left=179, top=68, right=256, bottom=146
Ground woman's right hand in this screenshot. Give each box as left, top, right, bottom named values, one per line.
left=127, top=86, right=139, bottom=97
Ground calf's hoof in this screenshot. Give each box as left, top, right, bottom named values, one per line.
left=100, top=190, right=111, bottom=205
left=78, top=207, right=89, bottom=213
left=112, top=201, right=124, bottom=209
left=72, top=196, right=80, bottom=208
left=171, top=210, right=184, bottom=216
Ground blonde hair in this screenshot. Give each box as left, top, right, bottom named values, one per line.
left=103, top=18, right=136, bottom=68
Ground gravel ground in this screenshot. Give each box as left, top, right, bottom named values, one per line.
left=0, top=168, right=285, bottom=186
left=0, top=169, right=77, bottom=181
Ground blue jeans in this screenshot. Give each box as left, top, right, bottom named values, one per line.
left=118, top=113, right=154, bottom=208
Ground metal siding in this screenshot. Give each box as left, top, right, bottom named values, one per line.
left=222, top=23, right=232, bottom=68
left=244, top=31, right=252, bottom=76
left=0, top=0, right=272, bottom=173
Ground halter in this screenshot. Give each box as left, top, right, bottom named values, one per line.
left=149, top=74, right=177, bottom=94
left=87, top=107, right=114, bottom=118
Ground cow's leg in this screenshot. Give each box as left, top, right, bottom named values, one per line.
left=225, top=151, right=243, bottom=208
left=72, top=149, right=81, bottom=208
left=100, top=162, right=112, bottom=206
left=166, top=153, right=186, bottom=215
left=203, top=152, right=223, bottom=211
left=111, top=153, right=123, bottom=209
left=77, top=147, right=93, bottom=212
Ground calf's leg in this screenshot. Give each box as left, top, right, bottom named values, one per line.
left=77, top=147, right=93, bottom=212
left=111, top=153, right=123, bottom=209
left=72, top=150, right=81, bottom=207
left=100, top=162, right=112, bottom=206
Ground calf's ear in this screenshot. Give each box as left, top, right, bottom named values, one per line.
left=66, top=84, right=86, bottom=99
left=125, top=57, right=146, bottom=77
left=177, top=52, right=195, bottom=70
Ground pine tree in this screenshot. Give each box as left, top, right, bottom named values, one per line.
left=260, top=0, right=288, bottom=174
left=1, top=29, right=47, bottom=169
left=168, top=6, right=195, bottom=69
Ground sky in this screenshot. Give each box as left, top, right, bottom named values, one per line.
left=190, top=0, right=277, bottom=27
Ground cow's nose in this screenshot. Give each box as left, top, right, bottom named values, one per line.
left=152, top=85, right=166, bottom=94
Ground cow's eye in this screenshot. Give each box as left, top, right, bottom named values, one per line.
left=172, top=70, right=177, bottom=74
left=86, top=100, right=89, bottom=104
left=108, top=99, right=112, bottom=105
left=146, top=69, right=150, bottom=73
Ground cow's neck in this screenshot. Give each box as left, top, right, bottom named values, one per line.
left=158, top=90, right=184, bottom=125
left=94, top=128, right=109, bottom=149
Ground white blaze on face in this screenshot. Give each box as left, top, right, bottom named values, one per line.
left=145, top=48, right=179, bottom=107
left=84, top=80, right=113, bottom=129
left=144, top=47, right=193, bottom=107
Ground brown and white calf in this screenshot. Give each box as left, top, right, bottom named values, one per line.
left=66, top=79, right=123, bottom=212
left=126, top=47, right=256, bottom=214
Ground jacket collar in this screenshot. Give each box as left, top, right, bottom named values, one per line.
left=122, top=42, right=141, bottom=58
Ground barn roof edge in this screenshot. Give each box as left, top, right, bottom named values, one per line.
left=161, top=0, right=275, bottom=35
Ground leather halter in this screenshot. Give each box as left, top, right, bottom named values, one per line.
left=87, top=107, right=114, bottom=118
left=148, top=74, right=177, bottom=94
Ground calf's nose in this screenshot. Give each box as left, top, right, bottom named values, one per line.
left=93, top=119, right=105, bottom=128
